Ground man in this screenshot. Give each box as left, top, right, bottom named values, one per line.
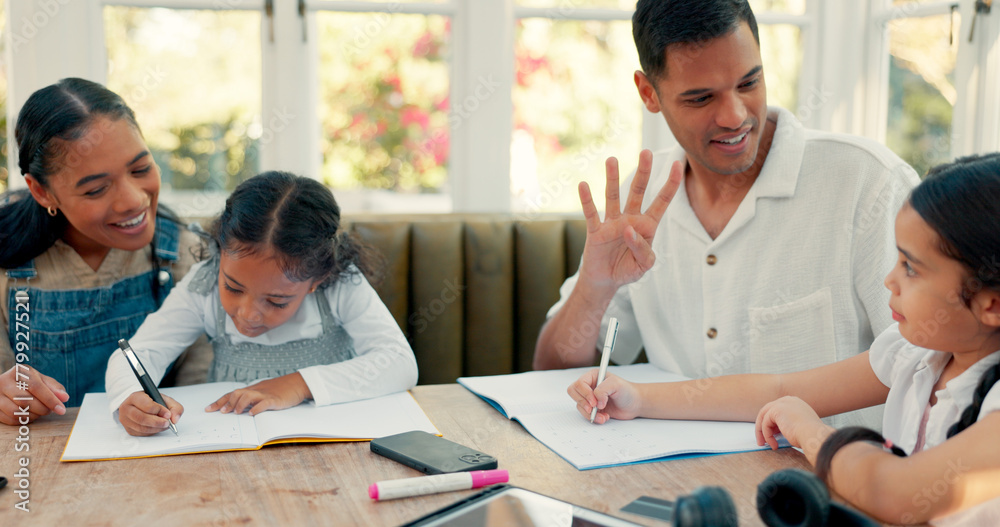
left=534, top=0, right=918, bottom=402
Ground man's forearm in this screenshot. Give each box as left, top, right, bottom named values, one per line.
left=533, top=283, right=616, bottom=370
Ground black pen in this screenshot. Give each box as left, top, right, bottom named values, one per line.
left=118, top=338, right=178, bottom=436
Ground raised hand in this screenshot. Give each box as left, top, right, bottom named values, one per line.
left=576, top=150, right=683, bottom=294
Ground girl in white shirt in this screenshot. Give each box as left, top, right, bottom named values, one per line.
left=107, top=171, right=417, bottom=436
left=568, top=153, right=1000, bottom=525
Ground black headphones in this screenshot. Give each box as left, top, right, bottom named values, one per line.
left=672, top=469, right=880, bottom=527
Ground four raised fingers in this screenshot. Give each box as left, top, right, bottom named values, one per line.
left=644, top=160, right=684, bottom=226
left=604, top=157, right=622, bottom=220
left=623, top=150, right=654, bottom=215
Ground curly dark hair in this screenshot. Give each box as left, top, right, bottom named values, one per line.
left=210, top=171, right=384, bottom=288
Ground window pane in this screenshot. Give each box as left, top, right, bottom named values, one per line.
left=318, top=13, right=450, bottom=194
left=759, top=24, right=802, bottom=114
left=515, top=1, right=805, bottom=14
left=512, top=19, right=642, bottom=213
left=104, top=7, right=262, bottom=198
left=750, top=0, right=806, bottom=15
left=887, top=13, right=957, bottom=177
left=0, top=1, right=8, bottom=193
left=515, top=0, right=634, bottom=7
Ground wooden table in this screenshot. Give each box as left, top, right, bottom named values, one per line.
left=0, top=384, right=868, bottom=526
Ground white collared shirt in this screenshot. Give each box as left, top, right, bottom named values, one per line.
left=869, top=324, right=1000, bottom=452
left=549, top=108, right=918, bottom=421
left=869, top=324, right=1000, bottom=525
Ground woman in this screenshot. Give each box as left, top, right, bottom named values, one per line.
left=0, top=78, right=202, bottom=424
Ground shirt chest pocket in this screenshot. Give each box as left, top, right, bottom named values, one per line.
left=748, top=287, right=836, bottom=374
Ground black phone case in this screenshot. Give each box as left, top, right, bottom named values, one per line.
left=370, top=430, right=498, bottom=474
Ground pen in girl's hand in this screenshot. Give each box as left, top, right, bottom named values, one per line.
left=590, top=317, right=619, bottom=423
left=118, top=339, right=178, bottom=436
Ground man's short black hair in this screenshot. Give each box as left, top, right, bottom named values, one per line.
left=633, top=0, right=759, bottom=80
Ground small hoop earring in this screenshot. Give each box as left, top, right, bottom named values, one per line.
left=47, top=206, right=57, bottom=217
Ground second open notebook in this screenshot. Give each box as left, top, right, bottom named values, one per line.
left=61, top=382, right=440, bottom=462
left=458, top=364, right=788, bottom=470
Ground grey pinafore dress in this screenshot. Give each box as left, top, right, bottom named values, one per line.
left=185, top=253, right=355, bottom=383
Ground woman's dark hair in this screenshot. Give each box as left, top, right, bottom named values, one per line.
left=633, top=0, right=759, bottom=81
left=0, top=77, right=142, bottom=268
left=211, top=171, right=383, bottom=287
left=816, top=153, right=1000, bottom=485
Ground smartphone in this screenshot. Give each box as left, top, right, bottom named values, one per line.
left=371, top=430, right=498, bottom=474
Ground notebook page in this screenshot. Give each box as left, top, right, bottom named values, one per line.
left=62, top=383, right=258, bottom=461
left=514, top=410, right=768, bottom=470
left=253, top=391, right=440, bottom=444
left=457, top=364, right=687, bottom=419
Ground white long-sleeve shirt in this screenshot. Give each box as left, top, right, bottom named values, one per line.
left=105, top=260, right=418, bottom=415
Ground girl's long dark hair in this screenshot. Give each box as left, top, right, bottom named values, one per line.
left=815, top=427, right=907, bottom=485
left=816, top=153, right=1000, bottom=484
left=0, top=78, right=148, bottom=268
left=211, top=171, right=383, bottom=287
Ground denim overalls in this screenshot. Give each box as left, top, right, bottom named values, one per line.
left=6, top=217, right=181, bottom=404
left=184, top=251, right=355, bottom=383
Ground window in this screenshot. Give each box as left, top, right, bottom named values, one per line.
left=8, top=0, right=1000, bottom=212
left=317, top=12, right=450, bottom=196
left=870, top=0, right=1000, bottom=174
left=0, top=1, right=8, bottom=193
left=104, top=5, right=262, bottom=216
left=510, top=2, right=806, bottom=213
left=886, top=7, right=959, bottom=176
left=511, top=18, right=642, bottom=213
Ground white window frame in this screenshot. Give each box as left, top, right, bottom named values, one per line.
left=5, top=0, right=999, bottom=206
left=865, top=0, right=1000, bottom=159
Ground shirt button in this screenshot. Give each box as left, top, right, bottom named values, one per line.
left=707, top=328, right=718, bottom=339
left=706, top=254, right=717, bottom=265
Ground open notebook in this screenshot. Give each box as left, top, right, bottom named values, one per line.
left=62, top=382, right=440, bottom=462
left=458, top=364, right=786, bottom=470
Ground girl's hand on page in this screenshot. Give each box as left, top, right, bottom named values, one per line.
left=206, top=372, right=312, bottom=416
left=0, top=366, right=69, bottom=425
left=568, top=371, right=641, bottom=424
left=119, top=391, right=183, bottom=436
left=755, top=396, right=832, bottom=453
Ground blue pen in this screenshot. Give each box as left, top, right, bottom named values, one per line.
left=118, top=338, right=178, bottom=436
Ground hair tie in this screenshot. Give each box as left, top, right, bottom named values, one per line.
left=883, top=439, right=894, bottom=450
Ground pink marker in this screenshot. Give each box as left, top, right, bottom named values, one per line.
left=369, top=469, right=509, bottom=501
